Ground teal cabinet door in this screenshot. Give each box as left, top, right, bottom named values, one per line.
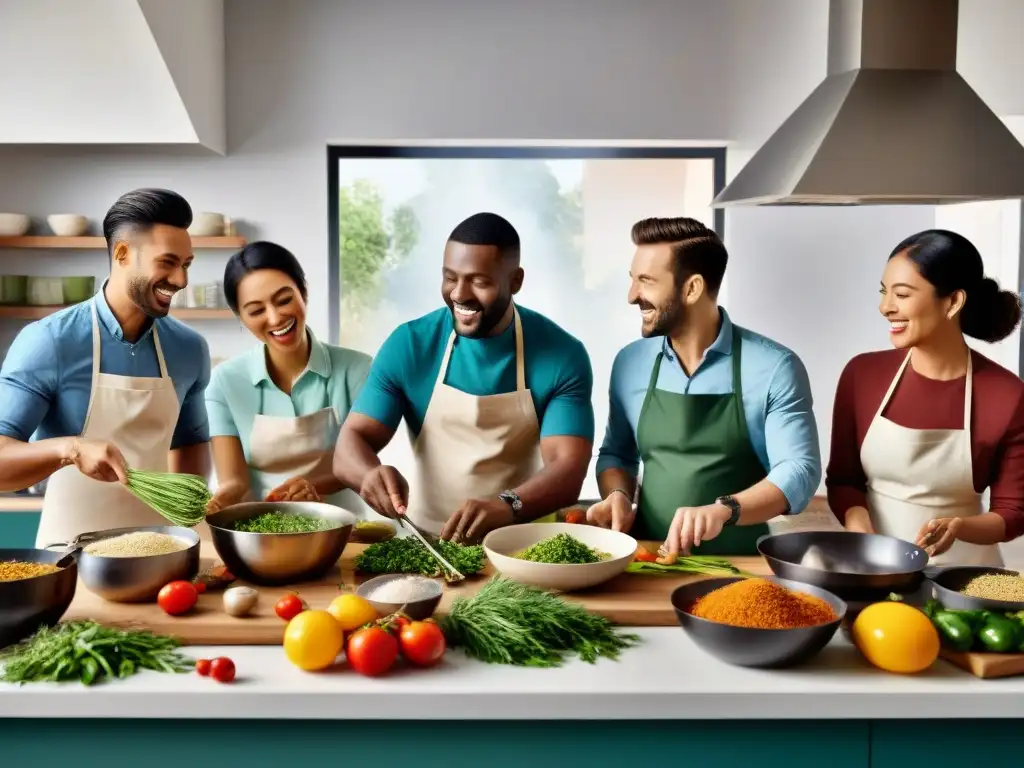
left=1, top=720, right=869, bottom=766
left=872, top=720, right=1021, bottom=768
left=0, top=511, right=39, bottom=547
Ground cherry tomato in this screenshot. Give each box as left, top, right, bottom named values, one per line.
left=195, top=658, right=211, bottom=676
left=391, top=616, right=410, bottom=630
left=346, top=627, right=399, bottom=677
left=158, top=580, right=198, bottom=616
left=193, top=580, right=207, bottom=595
left=210, top=657, right=236, bottom=683
left=634, top=547, right=658, bottom=563
left=399, top=621, right=446, bottom=667
left=275, top=593, right=305, bottom=621
left=564, top=509, right=585, bottom=525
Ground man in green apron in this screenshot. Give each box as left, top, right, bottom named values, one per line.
left=587, top=217, right=821, bottom=556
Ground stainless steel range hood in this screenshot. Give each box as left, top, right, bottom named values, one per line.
left=713, top=0, right=1024, bottom=207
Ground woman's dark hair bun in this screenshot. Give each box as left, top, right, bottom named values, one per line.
left=889, top=229, right=1022, bottom=343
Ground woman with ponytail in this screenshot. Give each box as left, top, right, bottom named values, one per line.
left=826, top=229, right=1024, bottom=565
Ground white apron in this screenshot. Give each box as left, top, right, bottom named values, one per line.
left=405, top=306, right=542, bottom=535
left=246, top=383, right=368, bottom=515
left=36, top=303, right=185, bottom=547
left=860, top=349, right=1003, bottom=566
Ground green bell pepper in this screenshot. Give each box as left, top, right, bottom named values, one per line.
left=932, top=610, right=974, bottom=652
left=978, top=614, right=1020, bottom=653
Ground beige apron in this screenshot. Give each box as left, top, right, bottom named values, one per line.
left=36, top=303, right=185, bottom=547
left=860, top=350, right=1002, bottom=566
left=404, top=306, right=542, bottom=535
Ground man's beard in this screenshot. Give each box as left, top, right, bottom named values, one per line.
left=128, top=276, right=169, bottom=318
left=452, top=292, right=513, bottom=338
left=640, top=295, right=685, bottom=338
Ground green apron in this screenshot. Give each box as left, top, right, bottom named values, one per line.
left=633, top=338, right=769, bottom=554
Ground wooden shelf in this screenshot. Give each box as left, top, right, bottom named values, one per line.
left=0, top=306, right=234, bottom=320
left=0, top=236, right=246, bottom=250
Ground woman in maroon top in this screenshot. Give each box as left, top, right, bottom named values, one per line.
left=826, top=229, right=1024, bottom=565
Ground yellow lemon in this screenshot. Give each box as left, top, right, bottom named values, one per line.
left=327, top=593, right=379, bottom=632
left=283, top=610, right=344, bottom=671
left=851, top=601, right=939, bottom=674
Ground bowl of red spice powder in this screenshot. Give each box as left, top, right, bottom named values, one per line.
left=670, top=576, right=847, bottom=668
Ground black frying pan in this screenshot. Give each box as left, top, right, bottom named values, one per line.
left=757, top=530, right=937, bottom=601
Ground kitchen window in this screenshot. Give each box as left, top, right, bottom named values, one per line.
left=327, top=144, right=726, bottom=493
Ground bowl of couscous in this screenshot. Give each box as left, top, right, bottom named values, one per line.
left=0, top=548, right=78, bottom=648
left=72, top=525, right=200, bottom=603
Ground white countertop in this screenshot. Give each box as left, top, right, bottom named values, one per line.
left=1, top=628, right=1023, bottom=720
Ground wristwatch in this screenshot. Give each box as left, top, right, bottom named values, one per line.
left=716, top=495, right=741, bottom=526
left=498, top=489, right=523, bottom=518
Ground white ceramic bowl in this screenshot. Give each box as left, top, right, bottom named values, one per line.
left=483, top=522, right=637, bottom=592
left=188, top=212, right=225, bottom=237
left=0, top=214, right=31, bottom=236
left=47, top=214, right=89, bottom=237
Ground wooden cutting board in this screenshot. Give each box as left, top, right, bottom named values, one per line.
left=61, top=543, right=768, bottom=645
left=939, top=648, right=1024, bottom=679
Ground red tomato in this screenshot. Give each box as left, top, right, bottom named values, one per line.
left=346, top=627, right=399, bottom=677
left=391, top=616, right=410, bottom=630
left=399, top=621, right=446, bottom=667
left=193, top=580, right=207, bottom=595
left=158, top=581, right=198, bottom=616
left=210, top=657, right=235, bottom=683
left=275, top=593, right=305, bottom=621
left=195, top=658, right=211, bottom=676
left=564, top=509, right=585, bottom=525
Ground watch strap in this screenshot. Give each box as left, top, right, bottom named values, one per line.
left=717, top=495, right=741, bottom=526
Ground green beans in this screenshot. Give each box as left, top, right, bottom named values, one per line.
left=126, top=468, right=211, bottom=527
left=0, top=621, right=193, bottom=686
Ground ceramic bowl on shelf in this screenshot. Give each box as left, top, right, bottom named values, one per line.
left=482, top=522, right=637, bottom=592
left=27, top=277, right=63, bottom=306
left=0, top=275, right=28, bottom=305
left=61, top=276, right=95, bottom=304
left=188, top=212, right=225, bottom=237
left=47, top=214, right=89, bottom=237
left=0, top=214, right=31, bottom=237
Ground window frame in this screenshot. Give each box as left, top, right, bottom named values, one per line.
left=326, top=143, right=727, bottom=345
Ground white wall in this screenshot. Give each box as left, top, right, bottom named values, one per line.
left=0, top=0, right=1022, bottom=502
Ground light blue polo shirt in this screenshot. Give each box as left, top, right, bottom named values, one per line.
left=596, top=308, right=822, bottom=514
left=0, top=284, right=210, bottom=448
left=205, top=331, right=372, bottom=461
left=351, top=304, right=594, bottom=443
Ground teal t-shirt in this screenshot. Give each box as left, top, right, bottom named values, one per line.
left=352, top=304, right=595, bottom=442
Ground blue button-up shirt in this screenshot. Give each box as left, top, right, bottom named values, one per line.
left=596, top=309, right=821, bottom=514
left=0, top=284, right=211, bottom=448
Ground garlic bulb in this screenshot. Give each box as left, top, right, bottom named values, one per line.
left=223, top=586, right=259, bottom=617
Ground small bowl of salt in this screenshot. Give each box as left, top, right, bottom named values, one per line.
left=356, top=574, right=444, bottom=620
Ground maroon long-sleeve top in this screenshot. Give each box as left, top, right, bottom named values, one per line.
left=826, top=348, right=1024, bottom=542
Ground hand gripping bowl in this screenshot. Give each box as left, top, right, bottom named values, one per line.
left=0, top=548, right=78, bottom=648
left=206, top=501, right=357, bottom=586
left=61, top=525, right=201, bottom=603
left=671, top=576, right=847, bottom=669
left=483, top=522, right=637, bottom=592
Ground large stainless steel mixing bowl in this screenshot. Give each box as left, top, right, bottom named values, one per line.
left=205, top=501, right=357, bottom=586
left=71, top=525, right=201, bottom=603
left=0, top=548, right=78, bottom=648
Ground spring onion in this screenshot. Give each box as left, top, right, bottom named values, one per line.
left=125, top=468, right=210, bottom=527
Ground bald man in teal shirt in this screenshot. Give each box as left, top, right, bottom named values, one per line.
left=334, top=212, right=594, bottom=542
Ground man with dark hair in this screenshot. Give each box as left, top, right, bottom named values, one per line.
left=587, top=216, right=821, bottom=557
left=0, top=188, right=211, bottom=545
left=334, top=212, right=594, bottom=541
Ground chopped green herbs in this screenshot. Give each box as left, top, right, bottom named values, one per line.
left=440, top=577, right=640, bottom=666
left=231, top=511, right=336, bottom=534
left=515, top=533, right=608, bottom=564
left=356, top=536, right=485, bottom=579
left=0, top=621, right=193, bottom=686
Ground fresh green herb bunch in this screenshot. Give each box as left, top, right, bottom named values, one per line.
left=0, top=621, right=194, bottom=686
left=126, top=468, right=210, bottom=527
left=626, top=557, right=747, bottom=576
left=232, top=511, right=335, bottom=534
left=356, top=536, right=485, bottom=579
left=516, top=533, right=604, bottom=564
left=440, top=577, right=640, bottom=667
